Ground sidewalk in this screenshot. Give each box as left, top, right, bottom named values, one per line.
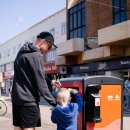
left=0, top=95, right=130, bottom=130
left=0, top=95, right=56, bottom=130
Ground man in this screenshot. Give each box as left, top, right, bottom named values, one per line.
left=11, top=31, right=61, bottom=130
left=123, top=76, right=130, bottom=111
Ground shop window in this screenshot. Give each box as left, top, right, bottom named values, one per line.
left=124, top=72, right=128, bottom=80
left=113, top=0, right=127, bottom=24
left=88, top=71, right=105, bottom=76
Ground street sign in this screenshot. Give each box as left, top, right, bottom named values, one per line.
left=60, top=67, right=67, bottom=74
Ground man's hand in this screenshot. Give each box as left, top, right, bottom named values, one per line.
left=51, top=80, right=61, bottom=88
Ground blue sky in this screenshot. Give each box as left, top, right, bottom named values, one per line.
left=0, top=0, right=66, bottom=44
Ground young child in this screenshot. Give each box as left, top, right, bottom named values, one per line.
left=51, top=88, right=83, bottom=130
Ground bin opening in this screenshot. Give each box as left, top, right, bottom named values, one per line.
left=69, top=87, right=79, bottom=102
left=86, top=84, right=102, bottom=123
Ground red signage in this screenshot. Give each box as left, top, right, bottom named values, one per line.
left=2, top=72, right=13, bottom=80
left=44, top=62, right=60, bottom=74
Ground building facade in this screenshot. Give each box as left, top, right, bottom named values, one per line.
left=56, top=0, right=130, bottom=79
left=0, top=8, right=66, bottom=94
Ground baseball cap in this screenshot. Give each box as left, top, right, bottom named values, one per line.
left=37, top=31, right=57, bottom=48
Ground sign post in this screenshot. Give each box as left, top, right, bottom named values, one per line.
left=60, top=66, right=67, bottom=74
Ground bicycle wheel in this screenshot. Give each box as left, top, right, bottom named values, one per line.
left=0, top=99, right=7, bottom=116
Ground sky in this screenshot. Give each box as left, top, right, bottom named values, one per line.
left=0, top=0, right=66, bottom=44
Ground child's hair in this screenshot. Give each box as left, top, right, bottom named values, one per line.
left=56, top=88, right=71, bottom=103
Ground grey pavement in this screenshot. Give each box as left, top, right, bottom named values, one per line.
left=0, top=95, right=56, bottom=130
left=0, top=95, right=130, bottom=130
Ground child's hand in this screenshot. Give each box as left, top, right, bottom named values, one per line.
left=68, top=88, right=78, bottom=94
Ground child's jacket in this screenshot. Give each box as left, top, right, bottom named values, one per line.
left=51, top=93, right=83, bottom=130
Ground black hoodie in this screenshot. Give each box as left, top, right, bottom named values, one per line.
left=11, top=42, right=56, bottom=106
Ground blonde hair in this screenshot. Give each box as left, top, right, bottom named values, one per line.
left=56, top=88, right=71, bottom=103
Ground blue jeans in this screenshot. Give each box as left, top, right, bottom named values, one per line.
left=123, top=95, right=130, bottom=111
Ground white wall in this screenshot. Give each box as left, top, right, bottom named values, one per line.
left=0, top=30, right=29, bottom=65
left=0, top=8, right=66, bottom=66
left=29, top=8, right=66, bottom=45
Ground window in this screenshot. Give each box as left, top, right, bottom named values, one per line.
left=13, top=46, right=16, bottom=55
left=61, top=23, right=66, bottom=35
left=18, top=43, right=22, bottom=51
left=7, top=49, right=10, bottom=56
left=50, top=29, right=55, bottom=37
left=46, top=50, right=56, bottom=62
left=25, top=40, right=28, bottom=43
left=31, top=36, right=36, bottom=43
left=1, top=65, right=5, bottom=72
left=68, top=1, right=85, bottom=39
left=7, top=62, right=14, bottom=71
left=3, top=51, right=6, bottom=58
left=6, top=63, right=13, bottom=71
left=0, top=53, right=1, bottom=59
left=113, top=0, right=127, bottom=24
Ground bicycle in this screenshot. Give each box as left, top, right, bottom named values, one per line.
left=0, top=99, right=7, bottom=116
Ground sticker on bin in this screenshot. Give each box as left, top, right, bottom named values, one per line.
left=95, top=98, right=100, bottom=106
left=91, top=93, right=101, bottom=97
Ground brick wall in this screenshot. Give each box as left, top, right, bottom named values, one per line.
left=127, top=0, right=130, bottom=20
left=67, top=0, right=130, bottom=38
left=86, top=0, right=113, bottom=37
